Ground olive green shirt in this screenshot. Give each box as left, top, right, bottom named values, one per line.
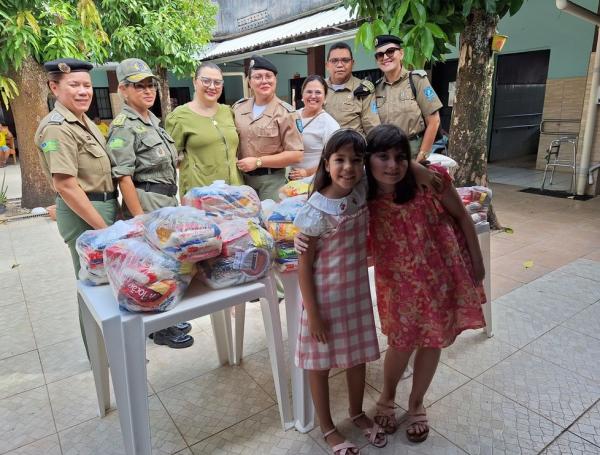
left=325, top=76, right=380, bottom=135
left=166, top=104, right=243, bottom=197
left=107, top=104, right=178, bottom=185
left=375, top=68, right=442, bottom=138
left=35, top=101, right=114, bottom=193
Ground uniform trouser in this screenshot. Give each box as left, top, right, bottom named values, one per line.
left=243, top=170, right=287, bottom=202
left=55, top=196, right=118, bottom=355
left=121, top=188, right=178, bottom=219
left=409, top=136, right=424, bottom=159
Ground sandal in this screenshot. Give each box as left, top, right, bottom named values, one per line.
left=350, top=411, right=387, bottom=448
left=406, top=413, right=429, bottom=443
left=323, top=428, right=360, bottom=455
left=374, top=403, right=399, bottom=434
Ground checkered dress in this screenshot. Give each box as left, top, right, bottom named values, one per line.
left=295, top=205, right=380, bottom=370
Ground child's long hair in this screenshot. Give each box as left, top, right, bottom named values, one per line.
left=310, top=129, right=367, bottom=195
left=365, top=124, right=416, bottom=204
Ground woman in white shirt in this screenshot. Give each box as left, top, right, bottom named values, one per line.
left=289, top=75, right=340, bottom=180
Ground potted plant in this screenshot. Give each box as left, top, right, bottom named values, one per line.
left=0, top=169, right=8, bottom=214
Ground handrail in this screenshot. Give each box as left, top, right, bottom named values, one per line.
left=540, top=118, right=581, bottom=136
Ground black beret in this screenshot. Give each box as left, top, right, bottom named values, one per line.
left=374, top=35, right=403, bottom=49
left=248, top=55, right=278, bottom=75
left=44, top=58, right=93, bottom=74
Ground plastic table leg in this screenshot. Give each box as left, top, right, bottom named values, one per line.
left=211, top=311, right=233, bottom=366
left=233, top=303, right=246, bottom=365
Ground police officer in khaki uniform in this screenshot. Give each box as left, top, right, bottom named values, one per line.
left=35, top=58, right=118, bottom=354
left=324, top=42, right=380, bottom=135
left=373, top=35, right=442, bottom=161
left=107, top=58, right=193, bottom=349
left=233, top=55, right=304, bottom=201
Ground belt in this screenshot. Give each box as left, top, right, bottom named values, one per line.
left=245, top=167, right=284, bottom=177
left=86, top=190, right=118, bottom=202
left=133, top=181, right=178, bottom=197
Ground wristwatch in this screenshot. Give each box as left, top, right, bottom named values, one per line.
left=255, top=158, right=263, bottom=168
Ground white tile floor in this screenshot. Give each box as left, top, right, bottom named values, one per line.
left=1, top=184, right=600, bottom=454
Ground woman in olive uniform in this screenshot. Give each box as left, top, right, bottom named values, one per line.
left=166, top=62, right=243, bottom=198
left=233, top=55, right=304, bottom=201
left=106, top=58, right=192, bottom=349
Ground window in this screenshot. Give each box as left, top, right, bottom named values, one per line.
left=47, top=88, right=113, bottom=120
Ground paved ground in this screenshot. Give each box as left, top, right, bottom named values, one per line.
left=1, top=170, right=600, bottom=454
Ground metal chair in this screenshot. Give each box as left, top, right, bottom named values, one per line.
left=541, top=135, right=577, bottom=193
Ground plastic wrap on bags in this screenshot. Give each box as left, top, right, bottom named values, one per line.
left=267, top=222, right=299, bottom=242
left=143, top=206, right=222, bottom=262
left=275, top=241, right=296, bottom=259
left=275, top=257, right=298, bottom=273
left=429, top=153, right=459, bottom=177
left=279, top=180, right=310, bottom=199
left=182, top=180, right=261, bottom=219
left=456, top=186, right=492, bottom=225
left=199, top=219, right=274, bottom=289
left=267, top=195, right=307, bottom=223
left=104, top=239, right=195, bottom=312
left=76, top=219, right=144, bottom=285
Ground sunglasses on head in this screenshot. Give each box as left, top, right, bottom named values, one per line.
left=374, top=47, right=402, bottom=61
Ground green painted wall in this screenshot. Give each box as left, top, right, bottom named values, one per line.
left=90, top=68, right=108, bottom=87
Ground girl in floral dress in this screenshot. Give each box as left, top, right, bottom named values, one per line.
left=366, top=124, right=486, bottom=443
left=294, top=129, right=386, bottom=454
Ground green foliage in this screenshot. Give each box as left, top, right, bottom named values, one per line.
left=99, top=0, right=218, bottom=78
left=346, top=0, right=525, bottom=68
left=0, top=0, right=109, bottom=107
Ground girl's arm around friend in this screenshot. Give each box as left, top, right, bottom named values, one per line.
left=298, top=236, right=329, bottom=343
left=440, top=185, right=486, bottom=283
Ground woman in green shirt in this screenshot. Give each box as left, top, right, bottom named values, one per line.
left=166, top=62, right=242, bottom=198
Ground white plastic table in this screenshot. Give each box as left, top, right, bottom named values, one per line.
left=277, top=222, right=492, bottom=433
left=77, top=273, right=293, bottom=455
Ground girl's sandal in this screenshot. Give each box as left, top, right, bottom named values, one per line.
left=350, top=411, right=387, bottom=448
left=374, top=403, right=399, bottom=434
left=323, top=428, right=360, bottom=455
left=406, top=413, right=429, bottom=443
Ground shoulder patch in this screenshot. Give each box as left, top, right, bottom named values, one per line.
left=423, top=86, right=437, bottom=101
left=295, top=119, right=303, bottom=133
left=40, top=139, right=60, bottom=153
left=108, top=137, right=126, bottom=150
left=411, top=70, right=428, bottom=77
left=232, top=97, right=248, bottom=108
left=111, top=114, right=126, bottom=127
left=48, top=112, right=65, bottom=125
left=375, top=77, right=383, bottom=85
left=360, top=80, right=375, bottom=93
left=279, top=101, right=295, bottom=113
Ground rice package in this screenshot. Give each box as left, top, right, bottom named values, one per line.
left=104, top=238, right=195, bottom=312
left=182, top=180, right=261, bottom=219
left=76, top=219, right=144, bottom=285
left=456, top=186, right=493, bottom=224
left=199, top=218, right=274, bottom=289
left=143, top=206, right=222, bottom=262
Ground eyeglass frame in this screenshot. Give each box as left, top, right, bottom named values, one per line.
left=327, top=57, right=353, bottom=65
left=198, top=76, right=224, bottom=88
left=249, top=73, right=276, bottom=82
left=126, top=81, right=159, bottom=92
left=374, top=47, right=402, bottom=61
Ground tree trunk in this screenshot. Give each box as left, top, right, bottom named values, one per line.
left=448, top=9, right=501, bottom=229
left=157, top=67, right=171, bottom=121
left=8, top=56, right=55, bottom=208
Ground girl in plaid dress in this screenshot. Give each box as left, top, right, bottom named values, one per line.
left=294, top=129, right=386, bottom=454
left=366, top=125, right=486, bottom=443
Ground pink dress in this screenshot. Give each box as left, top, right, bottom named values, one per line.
left=368, top=176, right=486, bottom=351
left=294, top=186, right=380, bottom=370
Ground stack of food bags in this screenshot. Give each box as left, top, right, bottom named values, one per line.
left=143, top=206, right=222, bottom=262
left=267, top=195, right=307, bottom=272
left=199, top=218, right=274, bottom=289
left=279, top=180, right=310, bottom=199
left=456, top=186, right=492, bottom=224
left=103, top=238, right=195, bottom=312
left=182, top=180, right=261, bottom=219
left=76, top=219, right=144, bottom=285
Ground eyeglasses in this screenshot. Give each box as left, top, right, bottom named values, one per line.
left=129, top=82, right=159, bottom=92
left=328, top=57, right=352, bottom=65
left=303, top=89, right=324, bottom=97
left=250, top=74, right=276, bottom=82
left=199, top=76, right=224, bottom=88
left=374, top=47, right=402, bottom=61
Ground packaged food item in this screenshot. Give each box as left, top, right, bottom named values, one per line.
left=267, top=195, right=307, bottom=223
left=104, top=239, right=195, bottom=312
left=199, top=218, right=274, bottom=289
left=182, top=180, right=261, bottom=219
left=267, top=222, right=299, bottom=242
left=143, top=206, right=222, bottom=262
left=456, top=186, right=493, bottom=225
left=279, top=180, right=310, bottom=199
left=274, top=257, right=298, bottom=273
left=76, top=219, right=144, bottom=285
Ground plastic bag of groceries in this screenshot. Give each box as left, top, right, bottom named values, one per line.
left=199, top=218, right=275, bottom=289
left=182, top=180, right=261, bottom=219
left=267, top=194, right=307, bottom=223
left=428, top=153, right=458, bottom=177
left=279, top=180, right=311, bottom=199
left=104, top=238, right=195, bottom=312
left=456, top=186, right=493, bottom=224
left=76, top=219, right=144, bottom=285
left=143, top=206, right=222, bottom=262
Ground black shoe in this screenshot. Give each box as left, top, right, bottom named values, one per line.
left=148, top=322, right=191, bottom=339
left=152, top=327, right=194, bottom=349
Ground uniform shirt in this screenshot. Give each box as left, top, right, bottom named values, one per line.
left=297, top=109, right=339, bottom=169
left=375, top=68, right=442, bottom=138
left=324, top=76, right=380, bottom=135
left=107, top=104, right=178, bottom=185
left=35, top=101, right=114, bottom=193
left=165, top=103, right=243, bottom=196
left=233, top=96, right=304, bottom=160
left=96, top=122, right=109, bottom=138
